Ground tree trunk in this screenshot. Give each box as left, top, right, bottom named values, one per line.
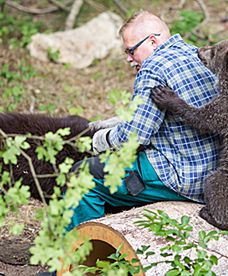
left=58, top=201, right=228, bottom=275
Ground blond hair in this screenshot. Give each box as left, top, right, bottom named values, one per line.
left=119, top=11, right=171, bottom=41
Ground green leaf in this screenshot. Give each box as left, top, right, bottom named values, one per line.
left=181, top=216, right=190, bottom=225
left=166, top=269, right=180, bottom=276
left=10, top=223, right=24, bottom=235
left=76, top=137, right=92, bottom=153
left=209, top=255, right=218, bottom=265
left=47, top=48, right=60, bottom=63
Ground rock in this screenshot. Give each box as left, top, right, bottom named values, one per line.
left=27, top=12, right=123, bottom=68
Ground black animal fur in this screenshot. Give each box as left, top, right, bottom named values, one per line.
left=0, top=113, right=94, bottom=201
left=152, top=40, right=228, bottom=230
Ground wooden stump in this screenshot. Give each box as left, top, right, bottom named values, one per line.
left=57, top=201, right=228, bottom=275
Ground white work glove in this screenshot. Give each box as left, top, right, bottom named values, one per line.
left=89, top=116, right=121, bottom=131
left=92, top=128, right=112, bottom=154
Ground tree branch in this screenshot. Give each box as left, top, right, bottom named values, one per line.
left=0, top=129, right=47, bottom=207
left=48, top=0, right=72, bottom=12
left=84, top=0, right=105, bottom=12
left=65, top=0, right=84, bottom=30
left=6, top=0, right=58, bottom=14
left=113, top=0, right=128, bottom=16
left=191, top=0, right=210, bottom=38
left=196, top=0, right=209, bottom=25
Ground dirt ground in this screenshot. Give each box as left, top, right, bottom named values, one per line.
left=0, top=0, right=227, bottom=275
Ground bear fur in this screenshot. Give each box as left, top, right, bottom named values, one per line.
left=0, top=113, right=94, bottom=201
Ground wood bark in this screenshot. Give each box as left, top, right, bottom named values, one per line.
left=58, top=201, right=228, bottom=276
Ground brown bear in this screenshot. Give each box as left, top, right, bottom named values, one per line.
left=152, top=40, right=228, bottom=230
left=0, top=113, right=94, bottom=201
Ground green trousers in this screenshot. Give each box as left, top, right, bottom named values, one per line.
left=66, top=151, right=187, bottom=231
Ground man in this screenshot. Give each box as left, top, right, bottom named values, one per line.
left=66, top=11, right=220, bottom=230
left=38, top=11, right=219, bottom=275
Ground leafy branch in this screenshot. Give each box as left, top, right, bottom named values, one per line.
left=135, top=210, right=228, bottom=275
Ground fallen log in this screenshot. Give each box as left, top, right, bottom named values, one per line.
left=58, top=201, right=228, bottom=275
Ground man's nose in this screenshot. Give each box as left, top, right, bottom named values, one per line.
left=127, top=54, right=133, bottom=62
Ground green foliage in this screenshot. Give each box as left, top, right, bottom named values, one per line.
left=117, top=95, right=143, bottom=122
left=0, top=61, right=37, bottom=111
left=170, top=10, right=212, bottom=47
left=107, top=89, right=143, bottom=122
left=47, top=48, right=61, bottom=63
left=38, top=103, right=57, bottom=113
left=36, top=128, right=70, bottom=165
left=171, top=10, right=204, bottom=36
left=108, top=89, right=131, bottom=106
left=0, top=11, right=44, bottom=47
left=135, top=210, right=227, bottom=275
left=0, top=132, right=31, bottom=233
left=0, top=119, right=139, bottom=274
left=1, top=135, right=30, bottom=164
left=0, top=62, right=37, bottom=83
left=2, top=85, right=24, bottom=112
left=100, top=132, right=138, bottom=193
left=68, top=106, right=84, bottom=116
left=79, top=244, right=141, bottom=275
left=76, top=137, right=92, bottom=153
left=79, top=210, right=227, bottom=275
left=30, top=161, right=96, bottom=271
left=0, top=127, right=95, bottom=273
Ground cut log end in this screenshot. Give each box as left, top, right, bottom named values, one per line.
left=58, top=222, right=144, bottom=276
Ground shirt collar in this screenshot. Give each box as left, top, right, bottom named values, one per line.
left=154, top=33, right=183, bottom=54
left=138, top=34, right=184, bottom=73
left=140, top=34, right=184, bottom=70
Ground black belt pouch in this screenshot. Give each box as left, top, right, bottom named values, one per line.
left=125, top=170, right=145, bottom=196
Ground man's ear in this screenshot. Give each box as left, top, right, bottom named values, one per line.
left=149, top=34, right=158, bottom=49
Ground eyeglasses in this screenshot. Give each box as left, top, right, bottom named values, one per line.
left=125, top=33, right=160, bottom=56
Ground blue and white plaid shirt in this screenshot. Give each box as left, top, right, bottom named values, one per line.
left=109, top=34, right=220, bottom=203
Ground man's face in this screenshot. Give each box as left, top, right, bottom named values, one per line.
left=122, top=28, right=156, bottom=72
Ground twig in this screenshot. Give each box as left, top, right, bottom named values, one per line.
left=178, top=0, right=187, bottom=9
left=65, top=0, right=84, bottom=30
left=192, top=238, right=228, bottom=259
left=113, top=0, right=128, bottom=16
left=6, top=0, right=58, bottom=14
left=84, top=0, right=106, bottom=12
left=48, top=0, right=72, bottom=12
left=29, top=97, right=36, bottom=113
left=36, top=173, right=59, bottom=178
left=0, top=129, right=47, bottom=207
left=195, top=0, right=209, bottom=25
left=21, top=151, right=48, bottom=207
left=191, top=0, right=210, bottom=38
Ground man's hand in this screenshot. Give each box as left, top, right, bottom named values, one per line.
left=89, top=116, right=121, bottom=132
left=92, top=128, right=113, bottom=154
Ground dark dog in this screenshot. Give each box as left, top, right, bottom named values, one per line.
left=0, top=113, right=94, bottom=201
left=152, top=40, right=228, bottom=230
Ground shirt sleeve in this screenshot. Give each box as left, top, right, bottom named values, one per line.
left=109, top=68, right=166, bottom=149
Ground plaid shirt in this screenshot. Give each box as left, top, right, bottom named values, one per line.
left=109, top=34, right=220, bottom=203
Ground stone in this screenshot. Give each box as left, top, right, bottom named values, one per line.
left=27, top=12, right=123, bottom=68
